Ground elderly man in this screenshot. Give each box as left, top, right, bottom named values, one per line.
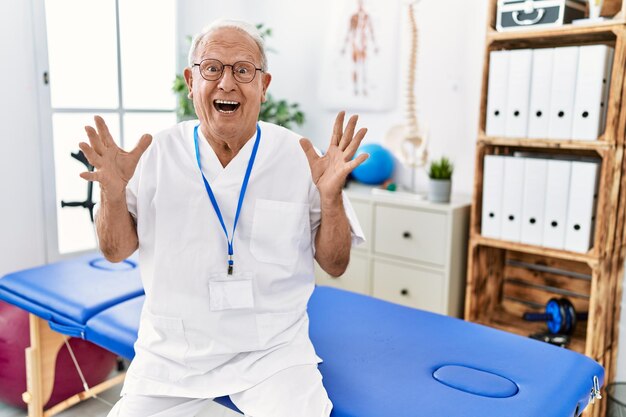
left=79, top=19, right=368, bottom=417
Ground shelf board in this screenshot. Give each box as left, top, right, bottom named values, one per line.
left=470, top=235, right=598, bottom=265
left=477, top=135, right=613, bottom=152
left=487, top=21, right=624, bottom=47
left=474, top=307, right=586, bottom=354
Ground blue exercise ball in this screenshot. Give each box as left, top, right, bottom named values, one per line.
left=352, top=144, right=395, bottom=185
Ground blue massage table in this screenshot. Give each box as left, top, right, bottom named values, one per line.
left=0, top=254, right=604, bottom=417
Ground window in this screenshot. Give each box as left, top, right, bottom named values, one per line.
left=36, top=0, right=177, bottom=259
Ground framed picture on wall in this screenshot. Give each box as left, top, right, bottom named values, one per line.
left=319, top=0, right=400, bottom=111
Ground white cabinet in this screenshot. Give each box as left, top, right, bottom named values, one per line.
left=374, top=205, right=447, bottom=266
left=372, top=259, right=444, bottom=313
left=315, top=252, right=369, bottom=295
left=315, top=185, right=470, bottom=317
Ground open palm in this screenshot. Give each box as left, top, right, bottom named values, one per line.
left=78, top=115, right=152, bottom=197
left=300, top=112, right=369, bottom=197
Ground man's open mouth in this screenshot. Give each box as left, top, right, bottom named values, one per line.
left=213, top=99, right=241, bottom=113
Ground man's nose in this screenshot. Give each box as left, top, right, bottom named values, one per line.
left=217, top=67, right=237, bottom=91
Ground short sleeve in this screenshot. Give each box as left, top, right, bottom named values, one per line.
left=125, top=167, right=140, bottom=221
left=341, top=191, right=365, bottom=246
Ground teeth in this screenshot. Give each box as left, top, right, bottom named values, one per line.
left=215, top=100, right=240, bottom=105
left=214, top=99, right=240, bottom=114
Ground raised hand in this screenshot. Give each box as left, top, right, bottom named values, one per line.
left=300, top=111, right=369, bottom=198
left=78, top=116, right=152, bottom=198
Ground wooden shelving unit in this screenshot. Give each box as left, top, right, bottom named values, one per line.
left=477, top=134, right=616, bottom=151
left=465, top=2, right=626, bottom=416
left=487, top=22, right=625, bottom=45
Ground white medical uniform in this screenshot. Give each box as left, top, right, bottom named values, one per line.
left=108, top=364, right=332, bottom=417
left=108, top=120, right=364, bottom=414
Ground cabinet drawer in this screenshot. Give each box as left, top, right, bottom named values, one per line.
left=315, top=253, right=370, bottom=295
left=350, top=199, right=371, bottom=252
left=372, top=260, right=444, bottom=314
left=374, top=205, right=447, bottom=266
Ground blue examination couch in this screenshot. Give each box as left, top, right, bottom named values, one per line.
left=0, top=253, right=604, bottom=417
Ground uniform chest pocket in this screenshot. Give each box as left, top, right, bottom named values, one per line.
left=250, top=199, right=308, bottom=265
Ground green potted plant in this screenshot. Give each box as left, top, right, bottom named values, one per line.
left=172, top=25, right=305, bottom=128
left=428, top=156, right=453, bottom=203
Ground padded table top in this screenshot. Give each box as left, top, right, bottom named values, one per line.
left=308, top=286, right=602, bottom=417
left=86, top=296, right=144, bottom=360
left=0, top=253, right=143, bottom=338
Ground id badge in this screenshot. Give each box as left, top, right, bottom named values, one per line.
left=208, top=271, right=255, bottom=311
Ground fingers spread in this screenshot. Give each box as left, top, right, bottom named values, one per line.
left=85, top=125, right=106, bottom=155
left=130, top=134, right=153, bottom=160
left=299, top=138, right=320, bottom=166
left=344, top=127, right=367, bottom=160
left=79, top=171, right=99, bottom=182
left=78, top=142, right=102, bottom=168
left=331, top=111, right=346, bottom=147
left=339, top=114, right=359, bottom=151
left=346, top=152, right=369, bottom=172
left=94, top=115, right=116, bottom=148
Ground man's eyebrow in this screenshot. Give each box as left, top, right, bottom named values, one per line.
left=200, top=56, right=257, bottom=65
left=198, top=54, right=258, bottom=63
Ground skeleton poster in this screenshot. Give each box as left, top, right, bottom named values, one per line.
left=319, top=0, right=400, bottom=111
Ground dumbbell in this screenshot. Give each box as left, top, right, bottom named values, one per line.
left=523, top=298, right=588, bottom=335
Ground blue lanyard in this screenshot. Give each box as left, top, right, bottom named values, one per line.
left=193, top=124, right=261, bottom=275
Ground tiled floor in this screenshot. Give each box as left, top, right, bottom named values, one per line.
left=0, top=384, right=239, bottom=417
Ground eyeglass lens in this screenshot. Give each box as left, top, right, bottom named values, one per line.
left=199, top=59, right=257, bottom=83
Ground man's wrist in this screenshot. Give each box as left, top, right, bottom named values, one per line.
left=101, top=188, right=127, bottom=205
left=319, top=191, right=344, bottom=212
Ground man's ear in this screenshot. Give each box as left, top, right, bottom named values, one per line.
left=261, top=72, right=272, bottom=103
left=183, top=67, right=193, bottom=98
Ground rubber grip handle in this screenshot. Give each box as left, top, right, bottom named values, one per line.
left=523, top=312, right=553, bottom=322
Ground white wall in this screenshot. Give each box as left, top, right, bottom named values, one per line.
left=177, top=0, right=488, bottom=196
left=0, top=0, right=47, bottom=276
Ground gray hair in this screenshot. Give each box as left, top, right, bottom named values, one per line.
left=188, top=19, right=268, bottom=71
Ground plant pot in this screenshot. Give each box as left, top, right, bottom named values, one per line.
left=428, top=178, right=451, bottom=203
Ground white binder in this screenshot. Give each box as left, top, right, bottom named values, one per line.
left=564, top=161, right=599, bottom=252
left=527, top=48, right=554, bottom=139
left=481, top=155, right=505, bottom=239
left=520, top=158, right=548, bottom=246
left=600, top=48, right=614, bottom=135
left=571, top=45, right=614, bottom=141
left=486, top=51, right=510, bottom=137
left=500, top=156, right=525, bottom=242
left=504, top=49, right=533, bottom=138
left=542, top=160, right=572, bottom=249
left=547, top=47, right=579, bottom=140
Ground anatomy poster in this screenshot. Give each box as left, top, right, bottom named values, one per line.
left=319, top=0, right=399, bottom=111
